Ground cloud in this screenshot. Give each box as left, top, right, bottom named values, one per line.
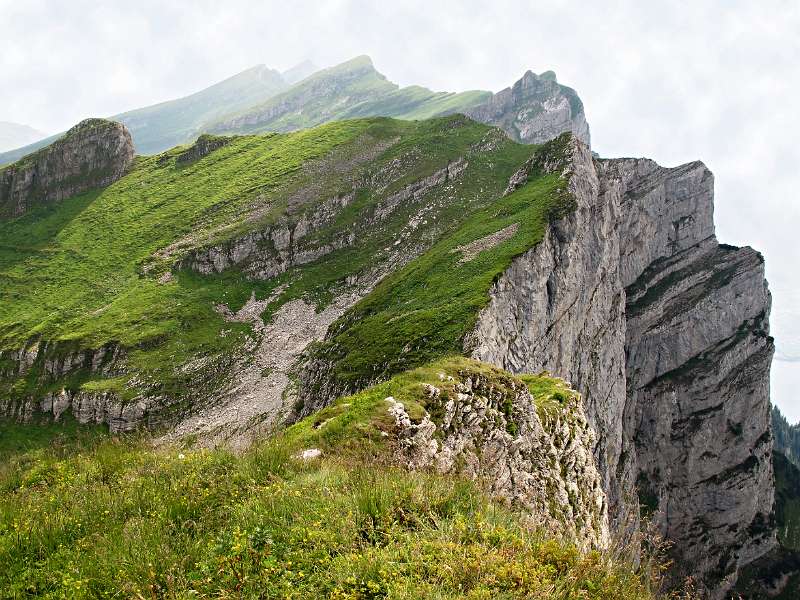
left=1, top=0, right=797, bottom=413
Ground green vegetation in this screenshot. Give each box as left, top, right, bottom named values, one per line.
left=340, top=85, right=491, bottom=121
left=774, top=451, right=800, bottom=551
left=116, top=65, right=288, bottom=154
left=209, top=56, right=492, bottom=137
left=773, top=404, right=800, bottom=469
left=0, top=362, right=665, bottom=599
left=286, top=357, right=574, bottom=454
left=0, top=416, right=106, bottom=461
left=0, top=119, right=383, bottom=399
left=734, top=451, right=800, bottom=598
left=1, top=115, right=546, bottom=407
left=304, top=136, right=568, bottom=395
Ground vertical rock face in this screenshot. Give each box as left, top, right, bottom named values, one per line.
left=608, top=157, right=776, bottom=595
left=0, top=118, right=134, bottom=219
left=466, top=70, right=591, bottom=146
left=469, top=137, right=775, bottom=596
left=466, top=138, right=633, bottom=531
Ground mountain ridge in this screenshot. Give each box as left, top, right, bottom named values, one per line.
left=0, top=121, right=48, bottom=152
left=0, top=62, right=788, bottom=597
left=0, top=55, right=589, bottom=164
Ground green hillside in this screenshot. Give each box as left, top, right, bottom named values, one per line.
left=0, top=65, right=291, bottom=164
left=116, top=65, right=288, bottom=154
left=209, top=56, right=491, bottom=136
left=0, top=115, right=570, bottom=413
left=0, top=359, right=663, bottom=599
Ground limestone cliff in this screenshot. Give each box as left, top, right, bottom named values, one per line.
left=466, top=70, right=590, bottom=146
left=0, top=118, right=134, bottom=219
left=612, top=157, right=775, bottom=594
left=468, top=138, right=775, bottom=597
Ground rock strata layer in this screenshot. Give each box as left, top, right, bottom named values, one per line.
left=468, top=138, right=775, bottom=597
left=0, top=118, right=134, bottom=219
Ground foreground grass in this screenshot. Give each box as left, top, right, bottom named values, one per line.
left=1, top=422, right=662, bottom=599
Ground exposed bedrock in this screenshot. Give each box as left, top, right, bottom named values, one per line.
left=0, top=340, right=145, bottom=432
left=0, top=118, right=134, bottom=219
left=467, top=138, right=633, bottom=531
left=465, top=70, right=590, bottom=146
left=469, top=140, right=775, bottom=596
left=388, top=368, right=610, bottom=550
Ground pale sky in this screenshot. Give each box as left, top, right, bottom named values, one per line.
left=2, top=0, right=799, bottom=418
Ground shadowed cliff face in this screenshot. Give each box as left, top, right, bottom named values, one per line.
left=609, top=157, right=775, bottom=595
left=469, top=139, right=775, bottom=597
left=0, top=119, right=134, bottom=219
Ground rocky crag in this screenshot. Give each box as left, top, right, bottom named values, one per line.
left=383, top=361, right=610, bottom=550
left=465, top=69, right=590, bottom=145
left=465, top=140, right=775, bottom=596
left=0, top=118, right=134, bottom=219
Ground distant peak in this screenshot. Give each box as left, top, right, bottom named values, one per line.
left=519, top=69, right=557, bottom=83
left=348, top=55, right=374, bottom=66
left=333, top=55, right=376, bottom=72
left=310, top=55, right=382, bottom=81
left=282, top=59, right=319, bottom=84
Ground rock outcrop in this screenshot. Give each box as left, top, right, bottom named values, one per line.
left=467, top=137, right=632, bottom=532
left=0, top=340, right=142, bottom=431
left=387, top=365, right=610, bottom=550
left=468, top=137, right=775, bottom=597
left=0, top=118, right=134, bottom=219
left=466, top=70, right=590, bottom=146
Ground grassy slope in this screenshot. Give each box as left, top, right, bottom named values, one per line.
left=0, top=120, right=380, bottom=398
left=340, top=86, right=492, bottom=121
left=0, top=359, right=661, bottom=599
left=1, top=116, right=544, bottom=405
left=304, top=135, right=571, bottom=395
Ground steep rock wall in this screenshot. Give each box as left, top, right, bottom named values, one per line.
left=0, top=118, right=134, bottom=219
left=469, top=139, right=775, bottom=596
left=0, top=340, right=144, bottom=432
left=466, top=138, right=634, bottom=531
left=605, top=157, right=776, bottom=596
